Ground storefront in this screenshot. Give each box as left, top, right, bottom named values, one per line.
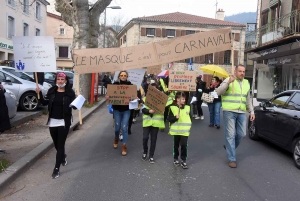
left=0, top=38, right=14, bottom=66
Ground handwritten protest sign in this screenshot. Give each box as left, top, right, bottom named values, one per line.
left=106, top=84, right=137, bottom=105
left=145, top=85, right=168, bottom=115
left=13, top=36, right=56, bottom=72
left=147, top=66, right=162, bottom=75
left=113, top=69, right=146, bottom=90
left=169, top=71, right=197, bottom=91
left=74, top=28, right=231, bottom=74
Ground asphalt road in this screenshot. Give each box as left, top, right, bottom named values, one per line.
left=1, top=105, right=300, bottom=201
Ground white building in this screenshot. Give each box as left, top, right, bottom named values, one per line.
left=0, top=0, right=49, bottom=66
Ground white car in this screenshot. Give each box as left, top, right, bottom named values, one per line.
left=4, top=89, right=18, bottom=119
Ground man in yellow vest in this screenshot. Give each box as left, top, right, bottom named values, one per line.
left=216, top=65, right=255, bottom=168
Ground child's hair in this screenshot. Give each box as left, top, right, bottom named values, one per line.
left=173, top=91, right=186, bottom=104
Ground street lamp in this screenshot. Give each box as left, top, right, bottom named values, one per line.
left=103, top=6, right=121, bottom=48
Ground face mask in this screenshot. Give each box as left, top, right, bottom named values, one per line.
left=56, top=83, right=66, bottom=88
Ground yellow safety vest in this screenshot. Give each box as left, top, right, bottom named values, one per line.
left=169, top=105, right=191, bottom=136
left=166, top=91, right=176, bottom=106
left=142, top=98, right=165, bottom=129
left=221, top=79, right=250, bottom=111
left=160, top=79, right=168, bottom=93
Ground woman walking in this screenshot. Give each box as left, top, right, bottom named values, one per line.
left=195, top=76, right=206, bottom=120
left=207, top=76, right=222, bottom=129
left=37, top=72, right=76, bottom=179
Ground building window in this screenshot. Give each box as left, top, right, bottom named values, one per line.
left=7, top=16, right=15, bottom=39
left=59, top=47, right=69, bottom=58
left=36, top=2, right=41, bottom=20
left=186, top=30, right=195, bottom=35
left=224, top=50, right=231, bottom=64
left=23, top=0, right=29, bottom=14
left=205, top=54, right=213, bottom=63
left=146, top=28, right=155, bottom=36
left=166, top=29, right=175, bottom=37
left=7, top=0, right=16, bottom=8
left=36, top=28, right=40, bottom=36
left=23, top=23, right=29, bottom=36
left=59, top=28, right=65, bottom=35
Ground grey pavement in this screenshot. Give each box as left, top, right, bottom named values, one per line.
left=1, top=105, right=300, bottom=201
left=10, top=106, right=47, bottom=127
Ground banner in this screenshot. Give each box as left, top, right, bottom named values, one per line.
left=13, top=36, right=56, bottom=72
left=147, top=65, right=162, bottom=75
left=169, top=71, right=197, bottom=91
left=145, top=85, right=168, bottom=115
left=106, top=84, right=137, bottom=105
left=74, top=28, right=232, bottom=74
left=113, top=69, right=146, bottom=90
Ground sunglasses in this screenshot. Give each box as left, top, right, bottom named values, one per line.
left=120, top=74, right=127, bottom=77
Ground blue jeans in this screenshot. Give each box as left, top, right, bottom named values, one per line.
left=114, top=110, right=131, bottom=144
left=223, top=111, right=247, bottom=162
left=207, top=101, right=221, bottom=125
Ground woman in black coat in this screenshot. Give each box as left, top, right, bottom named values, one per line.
left=37, top=72, right=76, bottom=179
left=0, top=83, right=11, bottom=134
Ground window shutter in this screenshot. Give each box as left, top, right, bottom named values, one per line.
left=141, top=28, right=146, bottom=36
left=219, top=51, right=225, bottom=65
left=195, top=56, right=200, bottom=63
left=234, top=33, right=240, bottom=42
left=200, top=55, right=205, bottom=64
left=181, top=30, right=186, bottom=36
left=162, top=28, right=166, bottom=37
left=176, top=29, right=181, bottom=37
left=214, top=52, right=219, bottom=64
left=118, top=39, right=120, bottom=46
left=123, top=35, right=126, bottom=43
left=156, top=28, right=161, bottom=37
left=234, top=50, right=239, bottom=66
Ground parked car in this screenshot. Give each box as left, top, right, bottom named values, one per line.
left=4, top=89, right=18, bottom=119
left=45, top=71, right=74, bottom=88
left=248, top=90, right=300, bottom=169
left=0, top=69, right=47, bottom=111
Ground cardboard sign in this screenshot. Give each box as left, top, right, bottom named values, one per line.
left=169, top=71, right=197, bottom=91
left=147, top=65, right=162, bottom=75
left=106, top=84, right=137, bottom=105
left=74, top=28, right=232, bottom=74
left=113, top=69, right=146, bottom=90
left=145, top=85, right=168, bottom=115
left=13, top=36, right=56, bottom=72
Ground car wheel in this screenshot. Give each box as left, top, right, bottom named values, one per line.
left=293, top=137, right=300, bottom=170
left=19, top=92, right=39, bottom=111
left=248, top=119, right=259, bottom=141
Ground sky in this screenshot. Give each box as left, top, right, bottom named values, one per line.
left=104, top=0, right=258, bottom=25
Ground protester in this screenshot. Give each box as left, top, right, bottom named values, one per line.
left=132, top=86, right=145, bottom=123
left=142, top=77, right=151, bottom=95
left=168, top=92, right=192, bottom=169
left=207, top=76, right=222, bottom=128
left=0, top=82, right=11, bottom=134
left=36, top=72, right=76, bottom=179
left=216, top=65, right=255, bottom=168
left=102, top=74, right=112, bottom=88
left=191, top=79, right=198, bottom=117
left=195, top=75, right=206, bottom=120
left=141, top=83, right=164, bottom=163
left=106, top=71, right=132, bottom=156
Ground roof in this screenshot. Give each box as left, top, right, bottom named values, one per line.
left=133, top=12, right=246, bottom=27
left=38, top=0, right=50, bottom=6
left=47, top=12, right=62, bottom=20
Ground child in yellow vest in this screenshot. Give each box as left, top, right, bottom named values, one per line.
left=168, top=92, right=192, bottom=169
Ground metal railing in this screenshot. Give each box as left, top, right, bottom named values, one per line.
left=245, top=9, right=300, bottom=51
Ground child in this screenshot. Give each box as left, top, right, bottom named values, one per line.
left=141, top=83, right=165, bottom=163
left=168, top=92, right=192, bottom=169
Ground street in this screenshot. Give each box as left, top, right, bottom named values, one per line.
left=1, top=105, right=300, bottom=201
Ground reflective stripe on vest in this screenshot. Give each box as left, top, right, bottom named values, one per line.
left=169, top=105, right=191, bottom=136
left=221, top=79, right=250, bottom=111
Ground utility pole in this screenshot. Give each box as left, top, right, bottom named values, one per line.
left=214, top=0, right=218, bottom=18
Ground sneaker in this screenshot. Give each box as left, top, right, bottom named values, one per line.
left=149, top=158, right=155, bottom=164
left=142, top=154, right=147, bottom=161
left=52, top=168, right=60, bottom=179
left=173, top=159, right=180, bottom=166
left=181, top=161, right=188, bottom=169
left=216, top=125, right=220, bottom=129
left=195, top=116, right=200, bottom=119
left=229, top=161, right=237, bottom=168
left=133, top=118, right=136, bottom=123
left=62, top=154, right=67, bottom=166
left=223, top=145, right=226, bottom=150
left=119, top=134, right=123, bottom=141
left=200, top=116, right=204, bottom=120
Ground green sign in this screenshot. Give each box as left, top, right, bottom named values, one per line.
left=0, top=42, right=13, bottom=50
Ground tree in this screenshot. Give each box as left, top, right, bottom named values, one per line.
left=55, top=0, right=113, bottom=101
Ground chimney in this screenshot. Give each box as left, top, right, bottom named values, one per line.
left=216, top=8, right=225, bottom=21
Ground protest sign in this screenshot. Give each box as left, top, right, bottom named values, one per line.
left=147, top=65, right=162, bottom=75
left=113, top=69, right=146, bottom=90
left=145, top=85, right=168, bottom=115
left=13, top=36, right=56, bottom=72
left=169, top=71, right=197, bottom=91
left=74, top=28, right=232, bottom=74
left=106, top=84, right=137, bottom=105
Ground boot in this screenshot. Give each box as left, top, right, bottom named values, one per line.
left=113, top=137, right=119, bottom=149
left=122, top=144, right=127, bottom=156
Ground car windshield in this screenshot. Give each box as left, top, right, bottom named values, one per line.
left=45, top=72, right=56, bottom=80
left=58, top=71, right=73, bottom=79
left=3, top=68, right=33, bottom=81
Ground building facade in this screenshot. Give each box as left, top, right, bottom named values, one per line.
left=46, top=12, right=73, bottom=70
left=246, top=0, right=300, bottom=99
left=0, top=0, right=49, bottom=66
left=116, top=11, right=246, bottom=84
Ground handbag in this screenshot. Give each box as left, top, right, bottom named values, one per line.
left=201, top=93, right=214, bottom=103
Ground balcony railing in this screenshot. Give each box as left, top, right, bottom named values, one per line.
left=245, top=9, right=300, bottom=51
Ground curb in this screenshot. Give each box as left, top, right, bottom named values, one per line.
left=10, top=110, right=46, bottom=128
left=0, top=99, right=106, bottom=192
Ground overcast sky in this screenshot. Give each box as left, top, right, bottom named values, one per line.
left=104, top=0, right=258, bottom=25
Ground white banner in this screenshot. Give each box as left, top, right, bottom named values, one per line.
left=113, top=68, right=146, bottom=90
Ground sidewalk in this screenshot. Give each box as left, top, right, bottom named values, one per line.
left=0, top=98, right=106, bottom=192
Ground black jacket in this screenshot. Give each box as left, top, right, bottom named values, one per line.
left=0, top=88, right=11, bottom=132
left=196, top=81, right=206, bottom=101
left=43, top=86, right=76, bottom=126
left=112, top=80, right=133, bottom=112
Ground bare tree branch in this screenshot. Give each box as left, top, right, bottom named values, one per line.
left=55, top=0, right=74, bottom=27
left=90, top=0, right=112, bottom=17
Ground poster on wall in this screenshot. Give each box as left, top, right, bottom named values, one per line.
left=169, top=71, right=197, bottom=91
left=113, top=68, right=146, bottom=90
left=13, top=36, right=56, bottom=72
